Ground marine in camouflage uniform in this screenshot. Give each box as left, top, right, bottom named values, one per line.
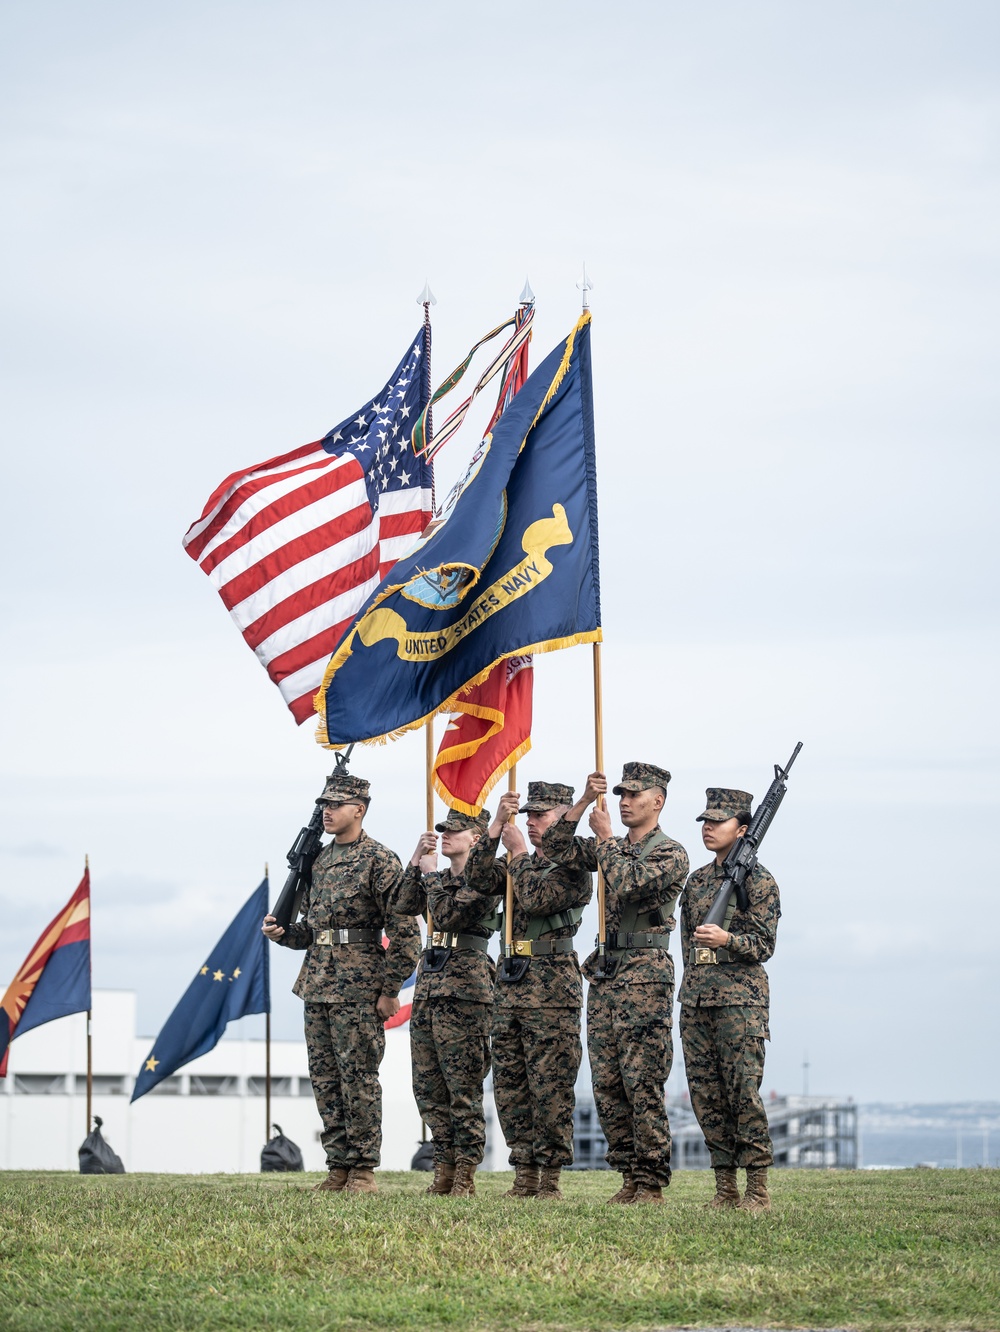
left=541, top=763, right=689, bottom=1205
left=678, top=787, right=781, bottom=1213
left=263, top=772, right=420, bottom=1195
left=392, top=808, right=501, bottom=1198
left=468, top=781, right=592, bottom=1201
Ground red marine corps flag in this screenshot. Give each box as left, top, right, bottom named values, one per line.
left=433, top=655, right=533, bottom=815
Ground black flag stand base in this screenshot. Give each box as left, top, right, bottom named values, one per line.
left=261, top=1123, right=304, bottom=1172
left=411, top=1139, right=434, bottom=1171
left=79, top=1116, right=125, bottom=1174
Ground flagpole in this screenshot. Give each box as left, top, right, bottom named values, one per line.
left=504, top=766, right=517, bottom=961
left=419, top=282, right=437, bottom=936
left=85, top=853, right=92, bottom=1136
left=576, top=266, right=606, bottom=966
left=421, top=699, right=436, bottom=1156
left=264, top=861, right=271, bottom=1148
left=501, top=283, right=534, bottom=969
left=424, top=719, right=435, bottom=937
left=593, top=645, right=608, bottom=966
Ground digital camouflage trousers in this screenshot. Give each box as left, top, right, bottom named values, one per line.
left=491, top=1003, right=582, bottom=1168
left=304, top=1001, right=386, bottom=1171
left=587, top=980, right=674, bottom=1187
left=679, top=1002, right=773, bottom=1169
left=410, top=996, right=491, bottom=1166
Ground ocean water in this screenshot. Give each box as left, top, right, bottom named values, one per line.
left=859, top=1102, right=1000, bottom=1169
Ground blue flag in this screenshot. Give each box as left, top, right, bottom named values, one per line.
left=317, top=313, right=601, bottom=745
left=1, top=870, right=91, bottom=1077
left=131, top=880, right=270, bottom=1101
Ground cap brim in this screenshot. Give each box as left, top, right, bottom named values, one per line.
left=612, top=782, right=645, bottom=794
left=697, top=809, right=731, bottom=822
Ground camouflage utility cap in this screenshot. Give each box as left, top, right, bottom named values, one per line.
left=435, top=808, right=490, bottom=834
left=519, top=781, right=574, bottom=813
left=612, top=762, right=671, bottom=795
left=697, top=788, right=754, bottom=822
left=319, top=773, right=371, bottom=805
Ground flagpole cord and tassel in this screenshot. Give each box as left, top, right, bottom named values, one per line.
left=418, top=282, right=436, bottom=508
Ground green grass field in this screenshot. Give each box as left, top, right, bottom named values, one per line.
left=1, top=1169, right=998, bottom=1332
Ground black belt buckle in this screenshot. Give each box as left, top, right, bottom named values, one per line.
left=498, top=955, right=530, bottom=984
left=422, top=946, right=450, bottom=973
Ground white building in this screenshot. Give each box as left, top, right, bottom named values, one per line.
left=0, top=989, right=500, bottom=1173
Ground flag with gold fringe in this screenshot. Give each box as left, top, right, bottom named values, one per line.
left=316, top=312, right=600, bottom=747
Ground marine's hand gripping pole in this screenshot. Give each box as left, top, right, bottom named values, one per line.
left=499, top=766, right=528, bottom=983
left=268, top=744, right=356, bottom=931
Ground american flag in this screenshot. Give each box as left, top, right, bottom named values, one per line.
left=183, top=333, right=433, bottom=725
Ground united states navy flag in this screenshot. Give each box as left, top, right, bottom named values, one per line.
left=316, top=313, right=601, bottom=745
left=131, top=880, right=269, bottom=1101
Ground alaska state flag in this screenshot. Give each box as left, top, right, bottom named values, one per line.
left=316, top=313, right=601, bottom=746
left=131, top=880, right=270, bottom=1101
left=0, top=869, right=91, bottom=1077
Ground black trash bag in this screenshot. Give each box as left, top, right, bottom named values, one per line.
left=261, top=1123, right=304, bottom=1172
left=79, top=1116, right=125, bottom=1174
left=411, top=1139, right=434, bottom=1171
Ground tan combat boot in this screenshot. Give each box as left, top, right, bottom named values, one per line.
left=535, top=1167, right=564, bottom=1201
left=705, top=1167, right=741, bottom=1209
left=628, top=1183, right=666, bottom=1205
left=605, top=1173, right=637, bottom=1204
left=738, top=1168, right=771, bottom=1214
left=503, top=1164, right=540, bottom=1198
left=449, top=1162, right=477, bottom=1198
left=425, top=1162, right=455, bottom=1196
left=344, top=1167, right=378, bottom=1195
left=312, top=1167, right=349, bottom=1193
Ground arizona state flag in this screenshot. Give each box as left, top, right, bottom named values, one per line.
left=433, top=655, right=533, bottom=815
left=0, top=870, right=91, bottom=1077
left=317, top=313, right=600, bottom=746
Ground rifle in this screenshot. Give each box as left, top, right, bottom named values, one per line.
left=268, top=745, right=355, bottom=931
left=701, top=741, right=802, bottom=929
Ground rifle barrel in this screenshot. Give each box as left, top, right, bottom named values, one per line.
left=780, top=741, right=803, bottom=779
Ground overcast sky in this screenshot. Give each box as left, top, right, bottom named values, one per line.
left=1, top=1, right=997, bottom=1103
